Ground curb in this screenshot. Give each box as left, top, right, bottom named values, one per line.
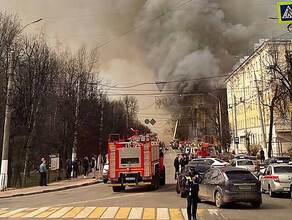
left=0, top=180, right=103, bottom=199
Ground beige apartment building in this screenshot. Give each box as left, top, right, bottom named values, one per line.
left=225, top=33, right=292, bottom=156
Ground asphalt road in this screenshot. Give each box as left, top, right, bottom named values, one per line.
left=0, top=149, right=291, bottom=220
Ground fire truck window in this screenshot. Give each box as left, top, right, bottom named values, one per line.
left=121, top=158, right=139, bottom=164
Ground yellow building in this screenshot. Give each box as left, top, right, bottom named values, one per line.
left=225, top=34, right=292, bottom=156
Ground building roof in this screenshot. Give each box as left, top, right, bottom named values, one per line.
left=225, top=32, right=292, bottom=83
left=274, top=32, right=292, bottom=40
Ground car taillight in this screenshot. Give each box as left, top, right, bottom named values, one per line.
left=255, top=166, right=259, bottom=171
left=222, top=164, right=227, bottom=168
left=272, top=176, right=280, bottom=183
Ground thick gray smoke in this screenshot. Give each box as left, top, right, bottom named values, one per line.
left=131, top=0, right=275, bottom=92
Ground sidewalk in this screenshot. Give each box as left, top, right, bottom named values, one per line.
left=0, top=172, right=103, bottom=199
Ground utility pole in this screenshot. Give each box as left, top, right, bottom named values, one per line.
left=99, top=95, right=104, bottom=155
left=0, top=51, right=15, bottom=191
left=253, top=70, right=268, bottom=159
left=233, top=95, right=239, bottom=154
left=173, top=120, right=178, bottom=140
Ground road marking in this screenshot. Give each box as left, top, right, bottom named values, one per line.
left=48, top=207, right=73, bottom=218
left=74, top=207, right=95, bottom=218
left=0, top=208, right=27, bottom=217
left=181, top=208, right=187, bottom=220
left=35, top=207, right=60, bottom=218
left=169, top=208, right=183, bottom=220
left=62, top=207, right=83, bottom=218
left=88, top=207, right=107, bottom=218
left=22, top=207, right=50, bottom=218
left=100, top=207, right=119, bottom=219
left=11, top=208, right=38, bottom=217
left=142, top=208, right=155, bottom=219
left=115, top=207, right=131, bottom=219
left=128, top=207, right=143, bottom=219
left=208, top=209, right=219, bottom=216
left=157, top=208, right=169, bottom=220
left=0, top=210, right=9, bottom=215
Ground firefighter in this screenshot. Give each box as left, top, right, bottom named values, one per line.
left=182, top=165, right=200, bottom=220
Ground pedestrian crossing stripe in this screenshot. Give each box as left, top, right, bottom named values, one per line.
left=0, top=207, right=218, bottom=219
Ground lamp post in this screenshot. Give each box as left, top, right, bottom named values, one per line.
left=0, top=18, right=42, bottom=191
left=208, top=92, right=223, bottom=145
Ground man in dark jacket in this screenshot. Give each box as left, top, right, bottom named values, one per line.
left=174, top=154, right=180, bottom=179
left=180, top=154, right=189, bottom=172
left=65, top=158, right=72, bottom=180
left=182, top=165, right=200, bottom=220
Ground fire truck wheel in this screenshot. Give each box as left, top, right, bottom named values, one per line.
left=112, top=186, right=122, bottom=192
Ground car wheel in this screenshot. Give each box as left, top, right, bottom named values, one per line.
left=215, top=191, right=223, bottom=208
left=251, top=201, right=261, bottom=208
left=268, top=185, right=275, bottom=197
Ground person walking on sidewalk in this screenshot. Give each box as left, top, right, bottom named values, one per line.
left=39, top=158, right=48, bottom=186
left=182, top=165, right=200, bottom=220
left=65, top=157, right=72, bottom=180
left=260, top=148, right=265, bottom=162
left=83, top=156, right=89, bottom=178
left=174, top=154, right=180, bottom=180
left=91, top=156, right=97, bottom=179
left=72, top=158, right=79, bottom=178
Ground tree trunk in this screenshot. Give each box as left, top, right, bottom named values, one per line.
left=268, top=104, right=275, bottom=158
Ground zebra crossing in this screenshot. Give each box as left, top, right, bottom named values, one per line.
left=0, top=207, right=219, bottom=219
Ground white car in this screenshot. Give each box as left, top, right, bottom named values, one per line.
left=192, top=158, right=229, bottom=167
left=102, top=163, right=109, bottom=183
left=231, top=159, right=256, bottom=172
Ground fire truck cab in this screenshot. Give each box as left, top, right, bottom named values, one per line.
left=107, top=131, right=166, bottom=192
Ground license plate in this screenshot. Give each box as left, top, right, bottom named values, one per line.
left=126, top=177, right=135, bottom=180
left=284, top=187, right=290, bottom=191
left=239, top=185, right=251, bottom=190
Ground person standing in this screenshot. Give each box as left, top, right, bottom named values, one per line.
left=182, top=165, right=200, bottom=220
left=174, top=154, right=180, bottom=179
left=91, top=156, right=97, bottom=179
left=83, top=156, right=89, bottom=178
left=65, top=157, right=72, bottom=180
left=39, top=158, right=47, bottom=186
left=72, top=158, right=79, bottom=178
left=180, top=154, right=189, bottom=172
left=260, top=148, right=265, bottom=162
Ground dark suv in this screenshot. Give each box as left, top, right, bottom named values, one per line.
left=199, top=167, right=262, bottom=208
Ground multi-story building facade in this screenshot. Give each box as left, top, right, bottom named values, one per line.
left=225, top=33, right=292, bottom=156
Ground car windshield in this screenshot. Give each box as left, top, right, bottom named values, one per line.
left=193, top=165, right=210, bottom=173
left=237, top=160, right=253, bottom=165
left=225, top=171, right=257, bottom=182
left=274, top=166, right=292, bottom=173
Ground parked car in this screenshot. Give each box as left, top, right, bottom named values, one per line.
left=231, top=159, right=257, bottom=173
left=102, top=162, right=109, bottom=183
left=264, top=156, right=292, bottom=165
left=176, top=161, right=211, bottom=198
left=199, top=167, right=262, bottom=208
left=192, top=158, right=229, bottom=168
left=260, top=164, right=292, bottom=197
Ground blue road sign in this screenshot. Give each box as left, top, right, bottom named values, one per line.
left=278, top=2, right=292, bottom=24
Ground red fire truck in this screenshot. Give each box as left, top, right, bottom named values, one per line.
left=107, top=130, right=165, bottom=192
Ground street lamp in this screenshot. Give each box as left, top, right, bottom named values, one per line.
left=0, top=18, right=42, bottom=191
left=208, top=92, right=223, bottom=145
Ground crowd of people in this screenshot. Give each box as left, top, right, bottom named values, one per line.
left=39, top=154, right=105, bottom=186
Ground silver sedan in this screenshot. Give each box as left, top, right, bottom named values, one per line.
left=260, top=164, right=292, bottom=197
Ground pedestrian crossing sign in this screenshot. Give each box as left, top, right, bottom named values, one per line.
left=278, top=2, right=292, bottom=24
